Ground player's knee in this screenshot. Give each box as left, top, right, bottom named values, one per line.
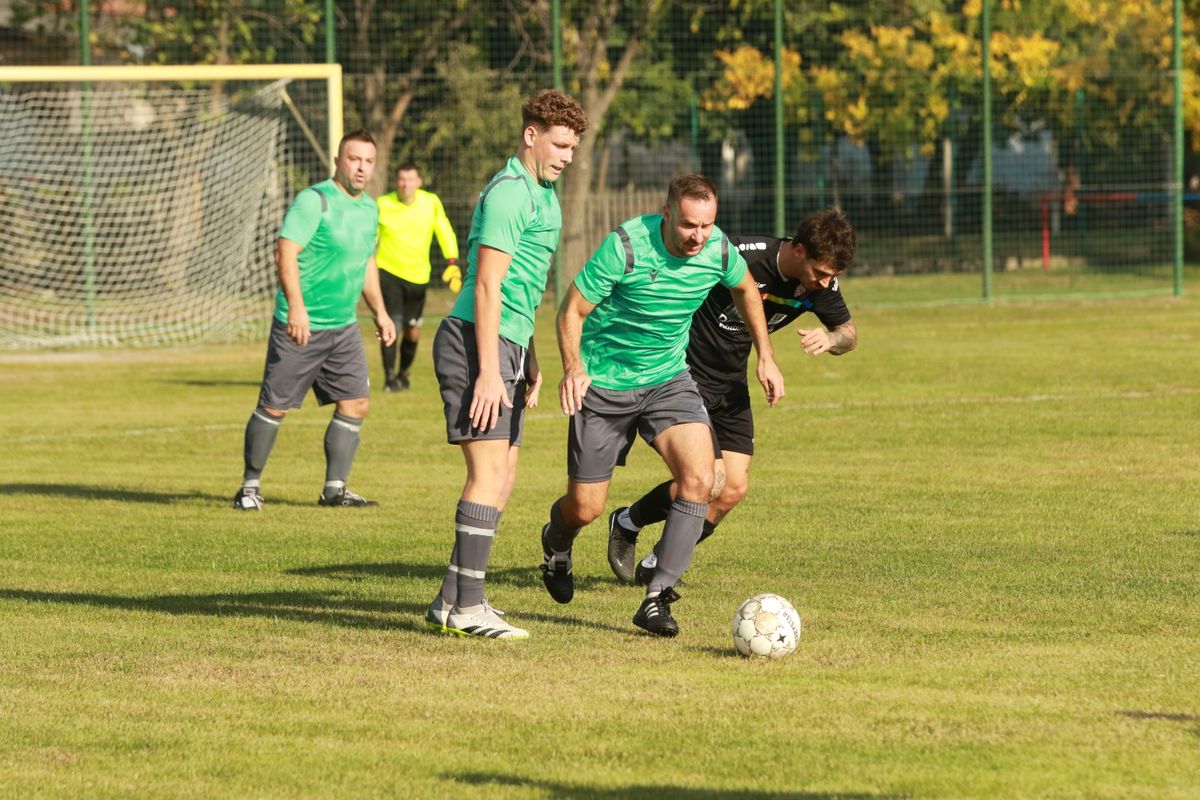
left=721, top=477, right=749, bottom=509
left=261, top=406, right=288, bottom=419
left=562, top=494, right=603, bottom=527
left=339, top=397, right=369, bottom=418
left=676, top=468, right=715, bottom=503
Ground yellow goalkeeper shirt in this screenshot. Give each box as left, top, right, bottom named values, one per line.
left=376, top=189, right=460, bottom=284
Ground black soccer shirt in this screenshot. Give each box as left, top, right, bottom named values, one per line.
left=687, top=233, right=852, bottom=387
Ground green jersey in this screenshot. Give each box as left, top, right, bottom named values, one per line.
left=574, top=214, right=747, bottom=390
left=449, top=156, right=561, bottom=348
left=274, top=178, right=379, bottom=330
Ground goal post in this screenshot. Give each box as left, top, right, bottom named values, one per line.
left=0, top=64, right=343, bottom=349
left=0, top=65, right=343, bottom=165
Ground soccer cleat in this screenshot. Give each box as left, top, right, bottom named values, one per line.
left=445, top=606, right=529, bottom=640
left=317, top=488, right=379, bottom=507
left=540, top=523, right=574, bottom=604
left=607, top=507, right=639, bottom=583
left=632, top=586, right=681, bottom=637
left=397, top=370, right=411, bottom=390
left=383, top=376, right=402, bottom=393
left=425, top=596, right=451, bottom=633
left=232, top=487, right=263, bottom=511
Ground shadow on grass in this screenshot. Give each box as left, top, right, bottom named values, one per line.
left=1120, top=710, right=1200, bottom=738
left=0, top=483, right=310, bottom=507
left=0, top=587, right=426, bottom=633
left=162, top=379, right=263, bottom=387
left=286, top=560, right=611, bottom=592
left=1168, top=529, right=1200, bottom=537
left=0, top=586, right=638, bottom=636
left=445, top=772, right=901, bottom=799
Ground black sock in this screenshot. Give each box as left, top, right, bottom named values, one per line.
left=697, top=519, right=717, bottom=544
left=544, top=498, right=581, bottom=553
left=399, top=339, right=418, bottom=374
left=629, top=480, right=673, bottom=528
left=380, top=341, right=397, bottom=379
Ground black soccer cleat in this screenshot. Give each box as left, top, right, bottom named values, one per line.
left=317, top=488, right=379, bottom=507
left=540, top=523, right=574, bottom=604
left=633, top=587, right=681, bottom=637
left=634, top=560, right=654, bottom=586
left=607, top=507, right=639, bottom=584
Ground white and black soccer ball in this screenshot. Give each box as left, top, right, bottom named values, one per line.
left=731, top=593, right=801, bottom=659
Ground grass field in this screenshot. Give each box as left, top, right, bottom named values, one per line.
left=2, top=293, right=1199, bottom=799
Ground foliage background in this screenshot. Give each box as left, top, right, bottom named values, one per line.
left=2, top=0, right=1199, bottom=302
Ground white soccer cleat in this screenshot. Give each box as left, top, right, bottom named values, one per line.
left=445, top=607, right=528, bottom=640
left=232, top=487, right=263, bottom=511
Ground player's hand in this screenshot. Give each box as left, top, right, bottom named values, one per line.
left=559, top=367, right=591, bottom=416
left=797, top=328, right=834, bottom=356
left=441, top=262, right=463, bottom=294
left=287, top=306, right=310, bottom=346
left=374, top=311, right=396, bottom=346
left=756, top=357, right=785, bottom=408
left=524, top=363, right=544, bottom=409
left=469, top=369, right=512, bottom=432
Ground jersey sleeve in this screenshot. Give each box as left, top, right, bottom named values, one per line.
left=431, top=195, right=460, bottom=260
left=572, top=230, right=628, bottom=305
left=476, top=178, right=533, bottom=256
left=278, top=188, right=324, bottom=249
left=811, top=280, right=852, bottom=328
left=719, top=242, right=748, bottom=289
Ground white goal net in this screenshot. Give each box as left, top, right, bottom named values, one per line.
left=0, top=68, right=338, bottom=349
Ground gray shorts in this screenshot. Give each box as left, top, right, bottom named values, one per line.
left=568, top=371, right=713, bottom=483
left=433, top=316, right=528, bottom=445
left=258, top=319, right=370, bottom=409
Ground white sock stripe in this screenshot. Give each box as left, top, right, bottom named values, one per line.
left=252, top=411, right=282, bottom=426
left=456, top=523, right=496, bottom=538
left=447, top=564, right=486, bottom=579
left=331, top=418, right=362, bottom=433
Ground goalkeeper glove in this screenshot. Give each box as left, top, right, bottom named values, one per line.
left=441, top=261, right=463, bottom=294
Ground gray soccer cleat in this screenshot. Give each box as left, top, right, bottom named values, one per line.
left=607, top=507, right=639, bottom=583
left=232, top=487, right=263, bottom=511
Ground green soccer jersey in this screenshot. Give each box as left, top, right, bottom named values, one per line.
left=449, top=156, right=561, bottom=348
left=574, top=213, right=747, bottom=390
left=274, top=178, right=379, bottom=330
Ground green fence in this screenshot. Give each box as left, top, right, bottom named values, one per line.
left=2, top=0, right=1198, bottom=314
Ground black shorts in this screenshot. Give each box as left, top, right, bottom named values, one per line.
left=697, top=380, right=754, bottom=456
left=379, top=270, right=427, bottom=329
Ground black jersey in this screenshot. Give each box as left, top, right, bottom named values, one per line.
left=687, top=233, right=852, bottom=387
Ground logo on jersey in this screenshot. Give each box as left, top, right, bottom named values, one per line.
left=737, top=242, right=768, bottom=252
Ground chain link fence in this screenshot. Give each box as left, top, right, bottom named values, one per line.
left=2, top=0, right=1197, bottom=318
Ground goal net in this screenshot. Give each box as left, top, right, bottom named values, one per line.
left=0, top=65, right=341, bottom=349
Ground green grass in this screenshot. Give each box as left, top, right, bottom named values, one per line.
left=2, top=295, right=1199, bottom=799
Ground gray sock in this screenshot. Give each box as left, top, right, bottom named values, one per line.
left=649, top=497, right=708, bottom=594
left=544, top=498, right=581, bottom=553
left=451, top=499, right=499, bottom=610
left=242, top=408, right=282, bottom=483
left=323, top=412, right=362, bottom=495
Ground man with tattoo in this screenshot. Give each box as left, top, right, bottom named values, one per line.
left=606, top=208, right=858, bottom=585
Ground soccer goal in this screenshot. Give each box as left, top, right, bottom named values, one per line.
left=0, top=64, right=342, bottom=349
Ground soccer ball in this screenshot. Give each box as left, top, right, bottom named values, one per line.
left=731, top=593, right=801, bottom=659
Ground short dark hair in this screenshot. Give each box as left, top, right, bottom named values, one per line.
left=337, top=129, right=376, bottom=157
left=794, top=208, right=856, bottom=273
left=666, top=173, right=718, bottom=209
left=522, top=89, right=588, bottom=135
left=395, top=162, right=421, bottom=176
